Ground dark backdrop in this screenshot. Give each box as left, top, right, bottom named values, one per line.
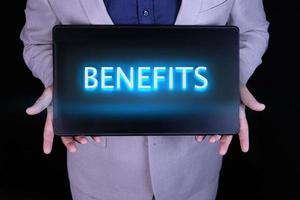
left=1, top=1, right=299, bottom=199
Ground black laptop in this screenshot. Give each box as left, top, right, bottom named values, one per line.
left=53, top=25, right=240, bottom=136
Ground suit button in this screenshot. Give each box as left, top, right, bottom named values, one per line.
left=143, top=9, right=149, bottom=17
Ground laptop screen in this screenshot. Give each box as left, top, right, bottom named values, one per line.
left=53, top=25, right=239, bottom=135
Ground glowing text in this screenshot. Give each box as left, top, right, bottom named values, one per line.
left=84, top=66, right=208, bottom=91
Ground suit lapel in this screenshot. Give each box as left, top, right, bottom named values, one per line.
left=79, top=0, right=114, bottom=24
left=175, top=0, right=203, bottom=25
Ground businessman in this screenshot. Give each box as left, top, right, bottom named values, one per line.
left=21, top=0, right=269, bottom=199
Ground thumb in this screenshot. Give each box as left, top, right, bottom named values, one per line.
left=240, top=85, right=265, bottom=111
left=26, top=87, right=53, bottom=115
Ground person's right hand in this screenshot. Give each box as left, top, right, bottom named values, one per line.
left=26, top=85, right=101, bottom=154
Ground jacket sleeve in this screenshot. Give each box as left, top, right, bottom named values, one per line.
left=228, top=0, right=269, bottom=84
left=20, top=0, right=59, bottom=88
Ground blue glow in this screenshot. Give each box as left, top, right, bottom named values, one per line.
left=194, top=66, right=208, bottom=91
left=101, top=67, right=114, bottom=91
left=82, top=63, right=210, bottom=92
left=153, top=67, right=166, bottom=90
left=175, top=67, right=193, bottom=90
left=138, top=67, right=151, bottom=90
left=116, top=67, right=134, bottom=90
left=169, top=67, right=174, bottom=90
left=63, top=102, right=228, bottom=117
left=84, top=67, right=98, bottom=90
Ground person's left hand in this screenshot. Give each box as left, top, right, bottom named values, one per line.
left=195, top=84, right=265, bottom=156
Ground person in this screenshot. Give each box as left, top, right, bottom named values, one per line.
left=20, top=0, right=269, bottom=199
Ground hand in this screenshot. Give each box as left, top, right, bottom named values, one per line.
left=195, top=84, right=265, bottom=156
left=26, top=85, right=101, bottom=154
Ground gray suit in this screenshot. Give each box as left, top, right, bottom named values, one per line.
left=20, top=0, right=269, bottom=199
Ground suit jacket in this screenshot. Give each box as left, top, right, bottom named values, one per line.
left=20, top=1, right=269, bottom=200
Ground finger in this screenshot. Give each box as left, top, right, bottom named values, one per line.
left=195, top=135, right=205, bottom=142
left=239, top=105, right=249, bottom=153
left=43, top=112, right=54, bottom=154
left=219, top=135, right=233, bottom=156
left=74, top=136, right=88, bottom=144
left=61, top=137, right=77, bottom=153
left=92, top=136, right=101, bottom=143
left=26, top=87, right=53, bottom=115
left=240, top=85, right=265, bottom=111
left=209, top=135, right=221, bottom=143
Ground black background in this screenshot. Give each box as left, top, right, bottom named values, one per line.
left=1, top=1, right=299, bottom=199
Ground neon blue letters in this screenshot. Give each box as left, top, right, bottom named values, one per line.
left=84, top=66, right=208, bottom=91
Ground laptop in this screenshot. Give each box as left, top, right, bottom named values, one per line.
left=53, top=25, right=240, bottom=136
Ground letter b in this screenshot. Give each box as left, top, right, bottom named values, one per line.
left=85, top=67, right=98, bottom=89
